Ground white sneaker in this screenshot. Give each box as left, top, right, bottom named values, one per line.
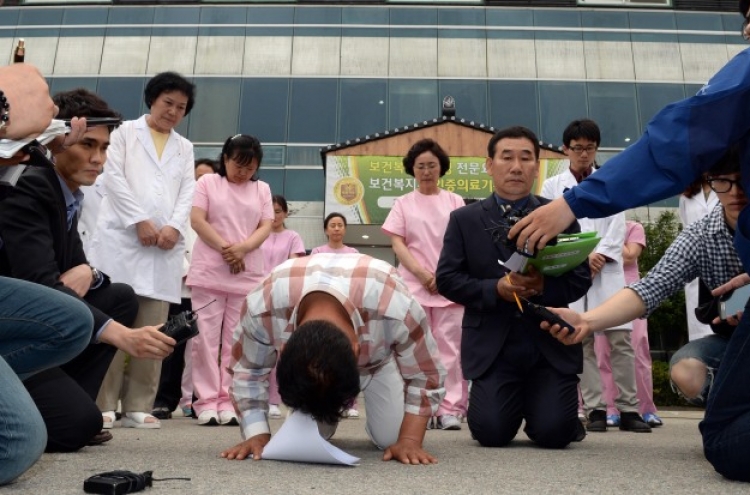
left=268, top=404, right=282, bottom=419
left=197, top=410, right=219, bottom=426
left=437, top=414, right=461, bottom=430
left=344, top=408, right=359, bottom=419
left=219, top=411, right=238, bottom=426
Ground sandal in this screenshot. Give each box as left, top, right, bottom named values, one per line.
left=121, top=411, right=161, bottom=429
left=102, top=411, right=116, bottom=429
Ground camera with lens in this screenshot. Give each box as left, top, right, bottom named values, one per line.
left=488, top=204, right=557, bottom=256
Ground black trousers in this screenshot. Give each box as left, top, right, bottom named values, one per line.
left=153, top=298, right=192, bottom=411
left=23, top=282, right=138, bottom=452
left=467, top=326, right=580, bottom=449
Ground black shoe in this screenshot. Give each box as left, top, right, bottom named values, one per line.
left=573, top=420, right=586, bottom=442
left=151, top=407, right=172, bottom=420
left=619, top=412, right=652, bottom=433
left=586, top=410, right=607, bottom=432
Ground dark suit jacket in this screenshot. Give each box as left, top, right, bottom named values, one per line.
left=0, top=166, right=110, bottom=335
left=436, top=194, right=592, bottom=379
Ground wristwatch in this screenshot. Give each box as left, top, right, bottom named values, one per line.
left=90, top=265, right=102, bottom=288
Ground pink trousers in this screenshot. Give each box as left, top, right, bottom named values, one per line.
left=191, top=288, right=245, bottom=415
left=595, top=317, right=657, bottom=415
left=426, top=304, right=467, bottom=417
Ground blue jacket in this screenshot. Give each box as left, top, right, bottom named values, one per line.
left=563, top=47, right=750, bottom=271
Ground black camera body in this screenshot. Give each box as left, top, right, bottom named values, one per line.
left=160, top=310, right=199, bottom=345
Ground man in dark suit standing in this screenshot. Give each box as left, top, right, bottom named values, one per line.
left=436, top=126, right=591, bottom=448
left=0, top=89, right=175, bottom=452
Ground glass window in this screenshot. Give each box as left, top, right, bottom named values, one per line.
left=438, top=80, right=487, bottom=125
left=259, top=168, right=285, bottom=196
left=580, top=11, right=629, bottom=29
left=675, top=13, right=723, bottom=31
left=636, top=83, right=685, bottom=133
left=284, top=168, right=324, bottom=201
left=538, top=82, right=587, bottom=145
left=188, top=78, right=242, bottom=143
left=628, top=12, right=676, bottom=30
left=534, top=9, right=580, bottom=28
left=438, top=8, right=485, bottom=26
left=684, top=84, right=705, bottom=98
left=388, top=80, right=438, bottom=129
left=342, top=7, right=389, bottom=25
left=293, top=6, right=341, bottom=37
left=239, top=78, right=290, bottom=144
left=154, top=6, right=200, bottom=36
left=288, top=79, right=339, bottom=144
left=286, top=146, right=323, bottom=166
left=485, top=9, right=533, bottom=27
left=194, top=146, right=222, bottom=162
left=0, top=9, right=18, bottom=26
left=390, top=7, right=436, bottom=37
left=294, top=7, right=342, bottom=24
left=18, top=8, right=64, bottom=25
left=262, top=146, right=286, bottom=166
left=247, top=6, right=294, bottom=35
left=338, top=79, right=387, bottom=142
left=97, top=77, right=146, bottom=121
left=50, top=77, right=98, bottom=95
left=488, top=81, right=539, bottom=135
left=587, top=82, right=638, bottom=149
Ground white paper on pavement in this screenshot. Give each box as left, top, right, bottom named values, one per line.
left=262, top=410, right=360, bottom=466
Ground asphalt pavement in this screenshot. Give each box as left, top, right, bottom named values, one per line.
left=8, top=407, right=748, bottom=495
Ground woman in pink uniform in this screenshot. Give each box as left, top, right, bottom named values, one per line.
left=310, top=213, right=359, bottom=255
left=595, top=220, right=662, bottom=427
left=382, top=138, right=466, bottom=430
left=259, top=194, right=305, bottom=419
left=186, top=134, right=273, bottom=426
left=310, top=212, right=360, bottom=417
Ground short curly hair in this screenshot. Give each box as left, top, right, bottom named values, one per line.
left=402, top=139, right=450, bottom=178
left=144, top=71, right=196, bottom=115
left=276, top=320, right=360, bottom=425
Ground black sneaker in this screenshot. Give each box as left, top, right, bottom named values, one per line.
left=573, top=420, right=586, bottom=442
left=151, top=407, right=172, bottom=420
left=587, top=409, right=607, bottom=432
left=619, top=412, right=652, bottom=433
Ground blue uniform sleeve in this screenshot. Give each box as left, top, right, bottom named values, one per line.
left=564, top=47, right=750, bottom=220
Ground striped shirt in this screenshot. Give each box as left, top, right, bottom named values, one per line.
left=630, top=205, right=743, bottom=316
left=230, top=253, right=446, bottom=439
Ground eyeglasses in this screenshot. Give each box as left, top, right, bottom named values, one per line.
left=569, top=145, right=597, bottom=155
left=707, top=177, right=744, bottom=194
left=414, top=163, right=439, bottom=170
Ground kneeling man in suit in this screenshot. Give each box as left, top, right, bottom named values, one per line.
left=436, top=126, right=591, bottom=448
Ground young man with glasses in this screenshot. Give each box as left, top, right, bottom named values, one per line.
left=541, top=119, right=651, bottom=433
left=538, top=146, right=746, bottom=441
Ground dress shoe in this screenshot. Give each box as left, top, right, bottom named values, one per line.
left=87, top=430, right=113, bottom=446
left=586, top=409, right=607, bottom=432
left=573, top=420, right=586, bottom=442
left=619, top=412, right=652, bottom=433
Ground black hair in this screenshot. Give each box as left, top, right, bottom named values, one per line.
left=276, top=320, right=360, bottom=425
left=217, top=134, right=263, bottom=181
left=487, top=126, right=540, bottom=159
left=562, top=119, right=601, bottom=148
left=323, top=212, right=347, bottom=230
left=402, top=139, right=450, bottom=178
left=53, top=88, right=121, bottom=132
left=273, top=194, right=289, bottom=213
left=144, top=71, right=196, bottom=115
left=194, top=158, right=218, bottom=173
left=707, top=145, right=741, bottom=177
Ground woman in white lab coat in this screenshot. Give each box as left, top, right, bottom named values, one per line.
left=90, top=72, right=196, bottom=429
